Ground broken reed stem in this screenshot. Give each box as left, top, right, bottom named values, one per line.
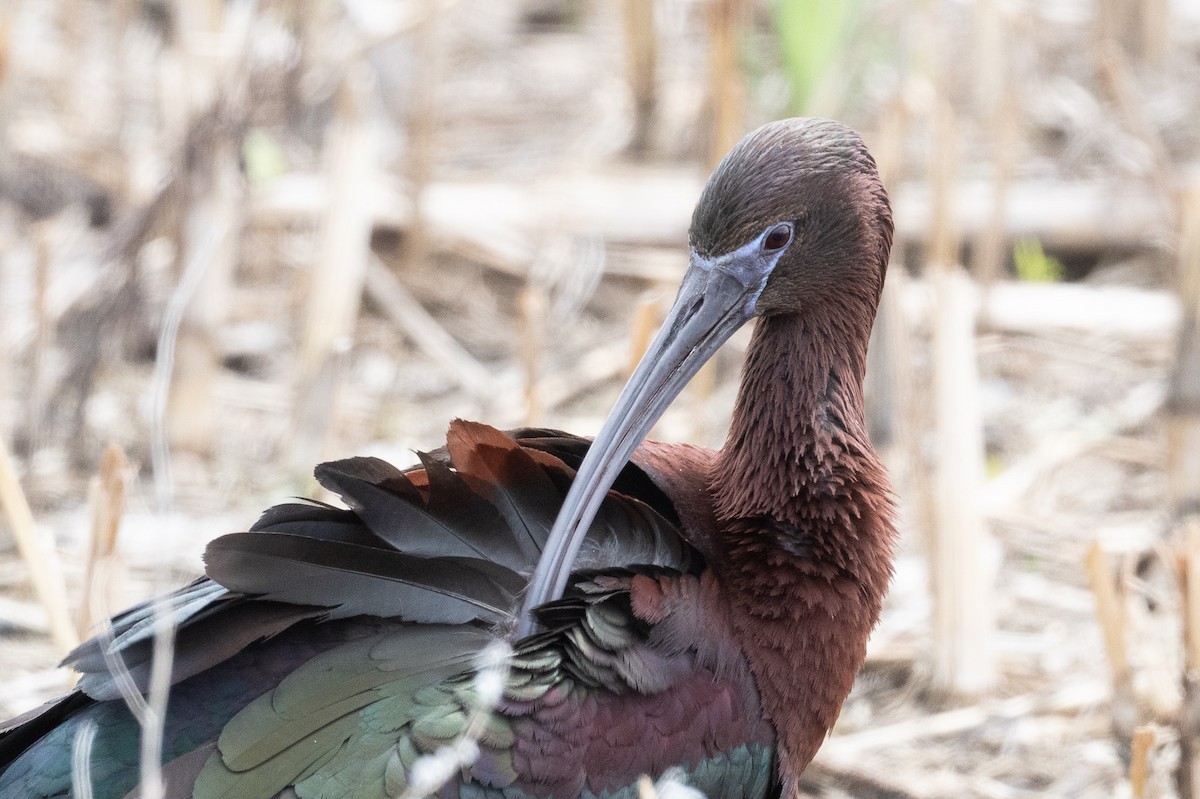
left=627, top=292, right=661, bottom=379
left=1173, top=180, right=1200, bottom=799
left=929, top=99, right=960, bottom=270
left=1140, top=0, right=1168, bottom=70
left=78, top=444, right=129, bottom=636
left=1085, top=539, right=1142, bottom=760
left=1168, top=182, right=1200, bottom=516
left=925, top=84, right=995, bottom=696
left=1183, top=675, right=1200, bottom=799
left=520, top=286, right=547, bottom=426
left=298, top=70, right=377, bottom=372
left=622, top=0, right=657, bottom=157
left=167, top=140, right=243, bottom=458
left=28, top=222, right=53, bottom=454
left=1185, top=522, right=1200, bottom=669
left=1085, top=541, right=1131, bottom=684
left=1179, top=521, right=1200, bottom=799
left=0, top=437, right=78, bottom=654
left=0, top=5, right=8, bottom=85
left=707, top=0, right=745, bottom=168
left=403, top=0, right=439, bottom=272
left=1130, top=725, right=1156, bottom=798
left=971, top=0, right=1021, bottom=288
left=929, top=267, right=995, bottom=697
left=1095, top=0, right=1168, bottom=68
left=292, top=64, right=377, bottom=469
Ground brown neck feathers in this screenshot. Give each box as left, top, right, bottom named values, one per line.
left=709, top=311, right=896, bottom=792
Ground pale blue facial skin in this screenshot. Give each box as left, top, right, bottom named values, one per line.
left=518, top=222, right=795, bottom=635
left=693, top=221, right=795, bottom=318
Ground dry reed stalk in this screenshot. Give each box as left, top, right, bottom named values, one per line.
left=1085, top=543, right=1131, bottom=682
left=1172, top=181, right=1200, bottom=797
left=77, top=444, right=129, bottom=636
left=1178, top=521, right=1200, bottom=799
left=1185, top=506, right=1200, bottom=667
left=1130, top=725, right=1156, bottom=798
left=292, top=65, right=378, bottom=468
left=0, top=5, right=8, bottom=84
left=1085, top=540, right=1140, bottom=752
left=626, top=292, right=662, bottom=379
left=53, top=0, right=89, bottom=115
left=972, top=0, right=1003, bottom=113
left=930, top=267, right=996, bottom=697
left=404, top=0, right=442, bottom=272
left=26, top=222, right=54, bottom=453
left=1094, top=0, right=1133, bottom=60
left=622, top=0, right=657, bottom=157
left=1185, top=682, right=1200, bottom=798
left=926, top=95, right=995, bottom=696
left=167, top=137, right=244, bottom=458
left=0, top=436, right=78, bottom=655
left=928, top=100, right=959, bottom=269
left=1096, top=0, right=1169, bottom=67
left=520, top=286, right=548, bottom=426
left=1140, top=0, right=1169, bottom=69
left=971, top=44, right=1021, bottom=285
left=1175, top=180, right=1200, bottom=321
left=1167, top=182, right=1200, bottom=519
left=707, top=0, right=745, bottom=168
left=164, top=0, right=250, bottom=459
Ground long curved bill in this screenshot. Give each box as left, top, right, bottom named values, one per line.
left=518, top=235, right=784, bottom=636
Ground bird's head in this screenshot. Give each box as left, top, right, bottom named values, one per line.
left=519, top=118, right=893, bottom=631
left=688, top=117, right=893, bottom=324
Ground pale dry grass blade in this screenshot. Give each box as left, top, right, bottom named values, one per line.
left=0, top=436, right=77, bottom=655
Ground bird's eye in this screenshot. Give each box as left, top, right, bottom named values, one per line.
left=762, top=223, right=793, bottom=253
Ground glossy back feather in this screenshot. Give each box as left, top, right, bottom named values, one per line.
left=0, top=423, right=769, bottom=799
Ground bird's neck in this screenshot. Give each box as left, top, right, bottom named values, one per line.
left=716, top=311, right=873, bottom=504
left=710, top=311, right=895, bottom=791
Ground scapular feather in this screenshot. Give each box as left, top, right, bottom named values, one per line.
left=316, top=455, right=527, bottom=568
left=203, top=532, right=523, bottom=623
left=446, top=420, right=561, bottom=559
left=250, top=501, right=380, bottom=546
